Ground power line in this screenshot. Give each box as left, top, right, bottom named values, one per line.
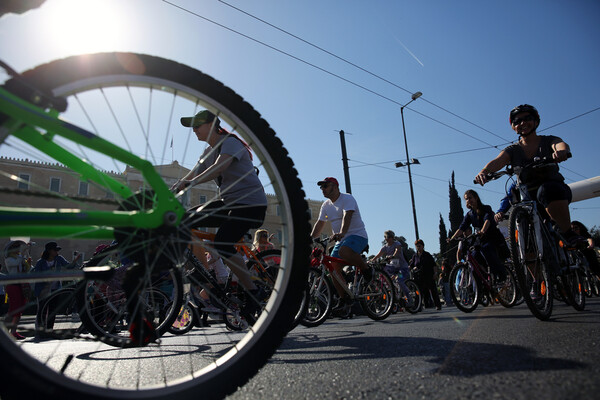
left=164, top=1, right=597, bottom=178
left=162, top=0, right=507, bottom=148
left=217, top=0, right=510, bottom=143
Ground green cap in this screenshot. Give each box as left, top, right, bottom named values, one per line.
left=180, top=110, right=217, bottom=128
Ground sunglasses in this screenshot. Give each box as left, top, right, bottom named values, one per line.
left=319, top=183, right=330, bottom=188
left=512, top=115, right=536, bottom=125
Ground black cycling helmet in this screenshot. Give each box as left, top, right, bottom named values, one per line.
left=509, top=104, right=540, bottom=127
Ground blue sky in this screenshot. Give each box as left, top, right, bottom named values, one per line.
left=1, top=0, right=599, bottom=256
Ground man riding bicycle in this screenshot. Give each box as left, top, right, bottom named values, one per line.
left=474, top=104, right=579, bottom=245
left=310, top=177, right=372, bottom=314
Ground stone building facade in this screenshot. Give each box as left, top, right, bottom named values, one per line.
left=0, top=157, right=326, bottom=262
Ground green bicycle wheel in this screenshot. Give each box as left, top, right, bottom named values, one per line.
left=0, top=52, right=310, bottom=400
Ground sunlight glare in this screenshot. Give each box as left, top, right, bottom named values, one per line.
left=42, top=0, right=125, bottom=54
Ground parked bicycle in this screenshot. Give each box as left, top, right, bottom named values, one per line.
left=449, top=234, right=518, bottom=313
left=482, top=156, right=587, bottom=320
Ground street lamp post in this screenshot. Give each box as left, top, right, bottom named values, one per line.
left=397, top=91, right=422, bottom=241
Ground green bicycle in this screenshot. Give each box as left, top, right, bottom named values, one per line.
left=0, top=50, right=310, bottom=399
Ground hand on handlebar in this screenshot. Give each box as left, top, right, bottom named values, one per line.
left=474, top=170, right=488, bottom=186
left=552, top=150, right=571, bottom=163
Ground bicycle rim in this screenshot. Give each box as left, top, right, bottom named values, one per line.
left=449, top=263, right=478, bottom=313
left=359, top=270, right=394, bottom=320
left=0, top=53, right=309, bottom=399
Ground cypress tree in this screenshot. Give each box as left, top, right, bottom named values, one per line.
left=448, top=171, right=464, bottom=233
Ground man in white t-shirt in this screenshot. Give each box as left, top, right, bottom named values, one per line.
left=310, top=177, right=371, bottom=311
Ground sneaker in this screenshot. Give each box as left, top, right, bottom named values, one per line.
left=11, top=332, right=25, bottom=340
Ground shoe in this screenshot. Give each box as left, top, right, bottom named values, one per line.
left=11, top=332, right=25, bottom=340
left=436, top=306, right=442, bottom=311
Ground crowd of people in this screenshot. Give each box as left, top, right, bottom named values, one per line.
left=2, top=104, right=598, bottom=338
left=309, top=104, right=599, bottom=312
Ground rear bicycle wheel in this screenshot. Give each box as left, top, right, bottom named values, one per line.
left=359, top=270, right=394, bottom=320
left=0, top=53, right=310, bottom=399
left=496, top=268, right=518, bottom=308
left=509, top=206, right=553, bottom=321
left=403, top=279, right=422, bottom=314
left=300, top=267, right=334, bottom=328
left=449, top=263, right=479, bottom=313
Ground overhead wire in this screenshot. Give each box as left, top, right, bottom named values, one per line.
left=164, top=1, right=597, bottom=180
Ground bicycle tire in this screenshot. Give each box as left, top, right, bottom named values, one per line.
left=35, top=286, right=83, bottom=338
left=300, top=267, right=334, bottom=328
left=359, top=270, right=394, bottom=320
left=509, top=206, right=553, bottom=321
left=77, top=247, right=183, bottom=346
left=404, top=279, right=422, bottom=314
left=449, top=263, right=479, bottom=313
left=168, top=300, right=196, bottom=335
left=564, top=264, right=585, bottom=312
left=496, top=268, right=518, bottom=308
left=0, top=52, right=310, bottom=400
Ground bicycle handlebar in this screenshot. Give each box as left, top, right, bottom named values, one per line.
left=473, top=153, right=572, bottom=184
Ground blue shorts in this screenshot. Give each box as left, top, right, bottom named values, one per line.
left=331, top=235, right=369, bottom=258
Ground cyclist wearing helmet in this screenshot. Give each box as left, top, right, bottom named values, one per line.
left=474, top=104, right=577, bottom=242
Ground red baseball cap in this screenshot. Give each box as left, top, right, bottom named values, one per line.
left=317, top=177, right=339, bottom=187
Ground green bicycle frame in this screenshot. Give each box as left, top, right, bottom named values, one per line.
left=0, top=86, right=185, bottom=239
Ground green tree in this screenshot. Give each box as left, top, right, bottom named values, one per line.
left=438, top=213, right=449, bottom=259
left=448, top=171, right=464, bottom=234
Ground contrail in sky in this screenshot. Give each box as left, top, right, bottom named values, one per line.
left=394, top=36, right=425, bottom=67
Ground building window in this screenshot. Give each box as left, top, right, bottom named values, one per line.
left=105, top=191, right=114, bottom=199
left=199, top=195, right=207, bottom=204
left=17, top=173, right=30, bottom=190
left=277, top=230, right=283, bottom=244
left=276, top=205, right=281, bottom=216
left=78, top=181, right=89, bottom=196
left=49, top=177, right=61, bottom=192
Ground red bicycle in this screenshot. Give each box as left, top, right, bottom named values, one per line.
left=300, top=237, right=394, bottom=326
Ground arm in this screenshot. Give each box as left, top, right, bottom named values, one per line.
left=550, top=138, right=571, bottom=162
left=311, top=220, right=326, bottom=239
left=474, top=150, right=511, bottom=185
left=189, top=154, right=234, bottom=186
left=448, top=228, right=464, bottom=242
left=332, top=210, right=354, bottom=242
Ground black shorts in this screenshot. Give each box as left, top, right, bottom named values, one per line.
left=188, top=201, right=267, bottom=258
left=533, top=181, right=572, bottom=208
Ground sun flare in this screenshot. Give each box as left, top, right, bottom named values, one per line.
left=42, top=0, right=125, bottom=54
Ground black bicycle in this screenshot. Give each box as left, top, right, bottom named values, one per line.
left=483, top=157, right=587, bottom=320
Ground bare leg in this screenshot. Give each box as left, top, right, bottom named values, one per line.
left=338, top=246, right=368, bottom=273
left=223, top=253, right=257, bottom=291
left=545, top=199, right=571, bottom=233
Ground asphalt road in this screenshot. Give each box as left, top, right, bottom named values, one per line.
left=227, top=297, right=600, bottom=400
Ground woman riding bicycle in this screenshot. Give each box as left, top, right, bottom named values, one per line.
left=449, top=190, right=508, bottom=283
left=372, top=230, right=413, bottom=306
left=474, top=104, right=578, bottom=245
left=173, top=110, right=267, bottom=307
